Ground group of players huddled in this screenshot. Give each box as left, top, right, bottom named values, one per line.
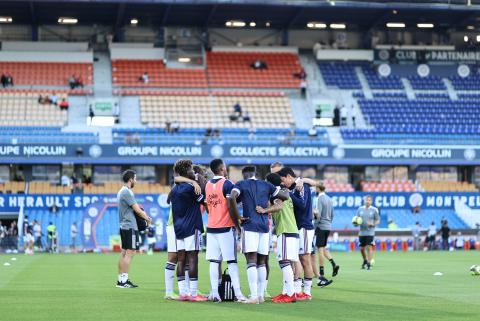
left=116, top=159, right=380, bottom=304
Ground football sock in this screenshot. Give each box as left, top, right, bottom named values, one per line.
left=121, top=273, right=128, bottom=283
left=319, top=266, right=325, bottom=276
left=228, top=262, right=244, bottom=297
left=329, top=258, right=336, bottom=267
left=185, top=267, right=190, bottom=294
left=304, top=278, right=312, bottom=295
left=294, top=278, right=302, bottom=293
left=246, top=263, right=258, bottom=299
left=190, top=278, right=198, bottom=297
left=257, top=264, right=266, bottom=298
left=177, top=276, right=186, bottom=296
left=280, top=261, right=294, bottom=296
left=117, top=274, right=122, bottom=283
left=209, top=262, right=220, bottom=297
left=165, top=261, right=176, bottom=295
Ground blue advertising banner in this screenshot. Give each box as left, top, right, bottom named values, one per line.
left=0, top=144, right=479, bottom=165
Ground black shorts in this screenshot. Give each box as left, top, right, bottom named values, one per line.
left=315, top=228, right=330, bottom=248
left=120, top=229, right=140, bottom=250
left=359, top=236, right=374, bottom=247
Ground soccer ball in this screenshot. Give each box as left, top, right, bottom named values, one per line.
left=469, top=265, right=480, bottom=276
left=352, top=216, right=363, bottom=226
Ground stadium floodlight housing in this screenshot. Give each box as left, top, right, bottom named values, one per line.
left=249, top=22, right=256, bottom=27
left=464, top=35, right=469, bottom=42
left=307, top=22, right=327, bottom=29
left=225, top=20, right=245, bottom=28
left=0, top=17, right=12, bottom=23
left=130, top=19, right=138, bottom=25
left=386, top=22, right=405, bottom=28
left=178, top=57, right=191, bottom=63
left=330, top=23, right=346, bottom=29
left=417, top=23, right=434, bottom=28
left=58, top=17, right=78, bottom=24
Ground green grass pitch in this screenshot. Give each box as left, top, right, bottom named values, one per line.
left=1, top=251, right=479, bottom=321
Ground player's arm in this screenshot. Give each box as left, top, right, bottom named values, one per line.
left=302, top=177, right=320, bottom=186
left=174, top=175, right=201, bottom=195
left=316, top=197, right=323, bottom=219
left=290, top=189, right=307, bottom=210
left=227, top=189, right=246, bottom=229
left=374, top=209, right=380, bottom=226
left=256, top=199, right=283, bottom=214
left=132, top=203, right=152, bottom=224
left=268, top=182, right=289, bottom=201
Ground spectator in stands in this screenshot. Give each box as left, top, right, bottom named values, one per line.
left=89, top=105, right=95, bottom=124
left=1, top=74, right=8, bottom=88
left=76, top=76, right=84, bottom=88
left=59, top=98, right=69, bottom=110
left=300, top=79, right=307, bottom=98
left=313, top=42, right=322, bottom=56
left=140, top=72, right=149, bottom=84
left=5, top=73, right=13, bottom=87
left=61, top=174, right=71, bottom=187
left=233, top=102, right=243, bottom=117
left=441, top=216, right=447, bottom=226
left=165, top=120, right=172, bottom=133
left=49, top=93, right=58, bottom=106
left=250, top=59, right=267, bottom=70
left=333, top=106, right=340, bottom=127
left=455, top=232, right=464, bottom=250
left=69, top=75, right=77, bottom=90
left=203, top=128, right=213, bottom=144
left=242, top=112, right=251, bottom=122
left=350, top=105, right=357, bottom=127
left=71, top=222, right=78, bottom=252
left=293, top=68, right=307, bottom=80
left=213, top=128, right=221, bottom=138
left=33, top=220, right=43, bottom=251
left=82, top=175, right=91, bottom=185
left=340, top=105, right=347, bottom=126
left=411, top=205, right=421, bottom=214
left=171, top=120, right=180, bottom=133
left=427, top=222, right=437, bottom=250
left=440, top=221, right=450, bottom=250
left=412, top=222, right=421, bottom=251
left=50, top=203, right=59, bottom=214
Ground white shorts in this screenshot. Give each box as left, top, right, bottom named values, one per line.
left=176, top=229, right=202, bottom=252
left=23, top=233, right=34, bottom=243
left=205, top=228, right=237, bottom=262
left=147, top=237, right=156, bottom=245
left=166, top=225, right=177, bottom=253
left=276, top=234, right=299, bottom=262
left=298, top=228, right=315, bottom=255
left=241, top=229, right=269, bottom=255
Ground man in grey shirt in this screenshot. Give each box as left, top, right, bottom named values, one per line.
left=355, top=195, right=380, bottom=270
left=116, top=169, right=152, bottom=288
left=314, top=184, right=339, bottom=287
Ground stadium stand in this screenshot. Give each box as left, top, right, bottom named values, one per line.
left=323, top=179, right=355, bottom=192
left=0, top=126, right=98, bottom=144
left=0, top=181, right=25, bottom=194
left=111, top=60, right=208, bottom=88
left=319, top=62, right=361, bottom=89
left=418, top=180, right=478, bottom=192
left=407, top=75, right=446, bottom=90
left=207, top=52, right=301, bottom=88
left=29, top=182, right=71, bottom=194
left=83, top=182, right=169, bottom=194
left=0, top=62, right=92, bottom=86
left=362, top=66, right=404, bottom=90
left=361, top=180, right=417, bottom=192
left=0, top=92, right=68, bottom=126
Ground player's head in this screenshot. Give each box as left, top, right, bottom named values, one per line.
left=174, top=159, right=194, bottom=180
left=364, top=195, right=372, bottom=207
left=241, top=165, right=256, bottom=179
left=210, top=159, right=226, bottom=176
left=317, top=184, right=326, bottom=193
left=122, top=169, right=137, bottom=188
left=265, top=172, right=282, bottom=187
left=193, top=164, right=208, bottom=180
left=277, top=167, right=296, bottom=188
left=270, top=162, right=283, bottom=173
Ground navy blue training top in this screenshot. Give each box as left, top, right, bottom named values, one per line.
left=290, top=182, right=314, bottom=230
left=171, top=183, right=205, bottom=239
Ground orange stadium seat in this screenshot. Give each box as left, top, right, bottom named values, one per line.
left=207, top=52, right=302, bottom=88
left=0, top=62, right=93, bottom=86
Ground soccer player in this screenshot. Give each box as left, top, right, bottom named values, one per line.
left=315, top=184, right=339, bottom=287
left=23, top=220, right=34, bottom=255
left=277, top=167, right=314, bottom=300
left=205, top=159, right=246, bottom=302
left=257, top=172, right=298, bottom=303
left=117, top=169, right=152, bottom=288
left=356, top=195, right=380, bottom=270
left=164, top=173, right=202, bottom=300
left=228, top=166, right=288, bottom=304
left=170, top=159, right=207, bottom=301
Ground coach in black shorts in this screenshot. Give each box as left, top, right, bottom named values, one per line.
left=356, top=195, right=380, bottom=270
left=314, top=185, right=339, bottom=287
left=116, top=169, right=152, bottom=288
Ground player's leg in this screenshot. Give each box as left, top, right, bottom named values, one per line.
left=219, top=228, right=245, bottom=301
left=176, top=249, right=188, bottom=299
left=165, top=225, right=178, bottom=298
left=185, top=230, right=206, bottom=301
left=242, top=230, right=260, bottom=303
left=117, top=229, right=138, bottom=288
left=299, top=229, right=314, bottom=297
left=256, top=232, right=269, bottom=303
left=273, top=234, right=297, bottom=303
left=206, top=232, right=221, bottom=301
left=318, top=247, right=325, bottom=278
